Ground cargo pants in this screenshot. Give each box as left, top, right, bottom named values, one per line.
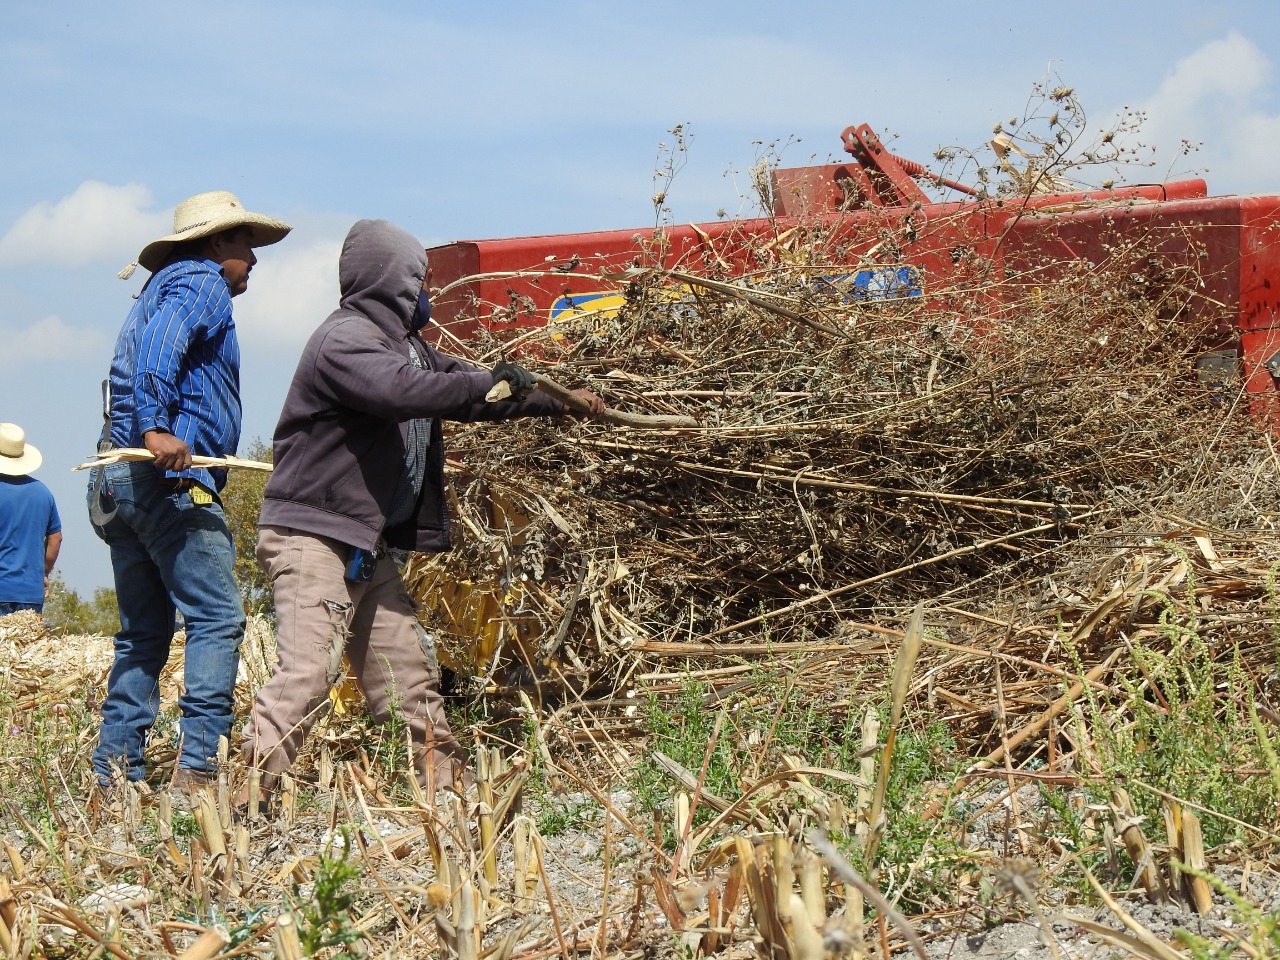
left=241, top=525, right=467, bottom=792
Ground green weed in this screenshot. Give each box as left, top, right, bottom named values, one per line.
left=536, top=796, right=598, bottom=838
left=289, top=830, right=366, bottom=960
left=366, top=684, right=409, bottom=785
left=633, top=664, right=973, bottom=909
left=843, top=713, right=972, bottom=912
left=1078, top=575, right=1279, bottom=847
left=1174, top=866, right=1280, bottom=959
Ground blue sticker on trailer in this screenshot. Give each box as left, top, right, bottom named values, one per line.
left=549, top=285, right=696, bottom=323
left=816, top=266, right=923, bottom=300
left=549, top=291, right=626, bottom=322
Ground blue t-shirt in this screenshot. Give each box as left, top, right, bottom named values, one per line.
left=0, top=476, right=61, bottom=603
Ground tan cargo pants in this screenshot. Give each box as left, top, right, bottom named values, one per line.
left=241, top=525, right=467, bottom=792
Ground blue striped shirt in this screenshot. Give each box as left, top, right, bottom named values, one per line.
left=105, top=257, right=241, bottom=492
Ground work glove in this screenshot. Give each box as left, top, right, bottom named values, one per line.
left=491, top=361, right=537, bottom=400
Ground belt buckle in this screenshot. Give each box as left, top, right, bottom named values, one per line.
left=160, top=477, right=203, bottom=498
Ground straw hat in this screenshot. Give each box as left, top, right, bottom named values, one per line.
left=120, top=191, right=291, bottom=278
left=0, top=423, right=41, bottom=476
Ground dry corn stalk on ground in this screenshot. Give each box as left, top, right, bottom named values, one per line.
left=2, top=520, right=1279, bottom=960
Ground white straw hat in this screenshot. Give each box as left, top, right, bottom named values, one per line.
left=120, top=191, right=291, bottom=278
left=0, top=423, right=42, bottom=476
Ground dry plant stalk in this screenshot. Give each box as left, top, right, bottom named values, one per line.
left=1180, top=811, right=1214, bottom=915
left=272, top=912, right=304, bottom=960
left=1165, top=802, right=1215, bottom=914
left=1111, top=787, right=1168, bottom=903
left=675, top=832, right=871, bottom=960
left=454, top=866, right=480, bottom=960
left=512, top=816, right=539, bottom=908
left=175, top=925, right=230, bottom=960
left=863, top=603, right=924, bottom=875
left=2, top=846, right=24, bottom=883
left=0, top=876, right=15, bottom=957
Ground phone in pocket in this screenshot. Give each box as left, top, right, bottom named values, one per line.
left=345, top=547, right=377, bottom=582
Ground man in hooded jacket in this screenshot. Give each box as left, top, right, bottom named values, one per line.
left=241, top=219, right=605, bottom=801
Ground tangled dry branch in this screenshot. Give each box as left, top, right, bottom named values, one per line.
left=404, top=207, right=1266, bottom=715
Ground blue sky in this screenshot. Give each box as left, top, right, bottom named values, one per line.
left=4, top=0, right=1280, bottom=594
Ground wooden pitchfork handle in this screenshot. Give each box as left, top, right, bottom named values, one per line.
left=73, top=448, right=273, bottom=472
left=486, top=372, right=698, bottom=429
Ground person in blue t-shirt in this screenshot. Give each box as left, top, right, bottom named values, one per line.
left=0, top=423, right=62, bottom=615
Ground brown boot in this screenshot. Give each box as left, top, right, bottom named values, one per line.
left=168, top=767, right=217, bottom=811
left=234, top=771, right=276, bottom=820
left=423, top=753, right=476, bottom=799
left=170, top=767, right=217, bottom=794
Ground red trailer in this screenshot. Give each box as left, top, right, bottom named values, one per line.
left=427, top=123, right=1280, bottom=423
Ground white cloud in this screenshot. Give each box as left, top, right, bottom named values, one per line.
left=1121, top=32, right=1280, bottom=192
left=0, top=182, right=169, bottom=268
left=0, top=314, right=108, bottom=367
left=234, top=236, right=343, bottom=352
left=1152, top=32, right=1269, bottom=108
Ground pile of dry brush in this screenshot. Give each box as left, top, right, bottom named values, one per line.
left=404, top=205, right=1275, bottom=714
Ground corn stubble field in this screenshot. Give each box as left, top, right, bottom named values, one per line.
left=3, top=98, right=1280, bottom=959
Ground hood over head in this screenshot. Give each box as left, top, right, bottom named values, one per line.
left=338, top=219, right=426, bottom=338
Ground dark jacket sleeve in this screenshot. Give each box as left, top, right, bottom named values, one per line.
left=311, top=319, right=495, bottom=421
left=426, top=342, right=566, bottom=421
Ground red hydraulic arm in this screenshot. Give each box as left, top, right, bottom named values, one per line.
left=840, top=123, right=981, bottom=206
left=770, top=122, right=982, bottom=216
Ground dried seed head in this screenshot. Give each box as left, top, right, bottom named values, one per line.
left=426, top=882, right=451, bottom=909
left=823, top=914, right=863, bottom=957
left=992, top=857, right=1041, bottom=903
left=674, top=876, right=716, bottom=911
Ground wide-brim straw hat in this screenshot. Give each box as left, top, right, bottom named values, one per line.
left=0, top=423, right=41, bottom=476
left=123, top=191, right=291, bottom=277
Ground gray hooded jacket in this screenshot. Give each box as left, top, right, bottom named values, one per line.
left=259, top=219, right=563, bottom=552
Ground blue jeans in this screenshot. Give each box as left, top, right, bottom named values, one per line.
left=0, top=601, right=42, bottom=615
left=87, top=462, right=245, bottom=782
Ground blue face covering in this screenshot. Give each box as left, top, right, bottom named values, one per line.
left=411, top=289, right=432, bottom=332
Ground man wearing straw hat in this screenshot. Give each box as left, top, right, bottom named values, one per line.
left=0, top=423, right=62, bottom=615
left=88, top=191, right=291, bottom=794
